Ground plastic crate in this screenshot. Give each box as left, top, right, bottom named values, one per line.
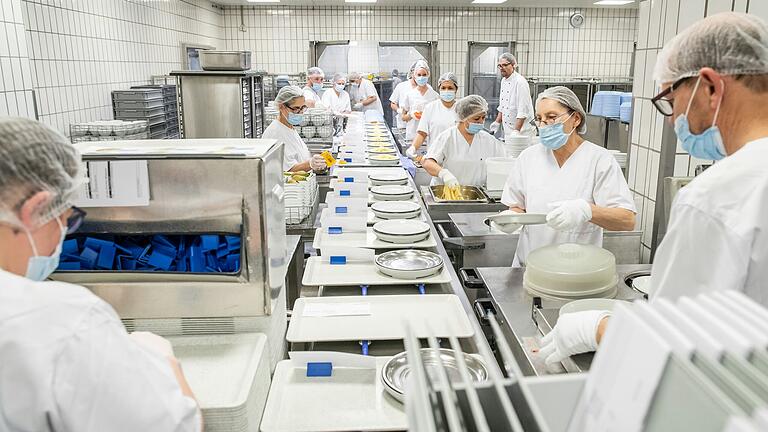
left=114, top=98, right=164, bottom=110
left=114, top=106, right=165, bottom=118
left=112, top=89, right=163, bottom=101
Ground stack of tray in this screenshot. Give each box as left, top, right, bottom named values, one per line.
left=132, top=84, right=179, bottom=138
left=112, top=85, right=179, bottom=139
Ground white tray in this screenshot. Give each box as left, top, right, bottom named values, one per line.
left=312, top=228, right=437, bottom=250
left=302, top=256, right=450, bottom=286
left=260, top=358, right=406, bottom=432
left=287, top=295, right=474, bottom=342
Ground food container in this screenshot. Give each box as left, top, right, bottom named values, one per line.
left=429, top=185, right=488, bottom=203
left=375, top=250, right=443, bottom=280
left=381, top=348, right=488, bottom=402
left=524, top=243, right=618, bottom=300
left=369, top=154, right=400, bottom=166
left=200, top=50, right=252, bottom=71
left=372, top=220, right=430, bottom=244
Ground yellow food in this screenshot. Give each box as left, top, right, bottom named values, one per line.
left=371, top=147, right=394, bottom=153
left=372, top=154, right=398, bottom=160
left=442, top=185, right=465, bottom=200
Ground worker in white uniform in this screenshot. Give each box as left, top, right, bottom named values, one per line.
left=495, top=86, right=636, bottom=267
left=422, top=95, right=506, bottom=188
left=0, top=118, right=201, bottom=431
left=302, top=66, right=325, bottom=108
left=390, top=62, right=418, bottom=130
left=348, top=72, right=384, bottom=115
left=391, top=69, right=403, bottom=89
left=262, top=85, right=326, bottom=172
left=490, top=53, right=535, bottom=139
left=406, top=71, right=461, bottom=161
left=321, top=73, right=352, bottom=115
left=539, top=13, right=768, bottom=367
left=400, top=60, right=439, bottom=142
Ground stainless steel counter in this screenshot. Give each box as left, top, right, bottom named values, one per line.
left=474, top=264, right=651, bottom=376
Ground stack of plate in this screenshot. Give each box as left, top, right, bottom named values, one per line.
left=370, top=171, right=409, bottom=186
left=370, top=154, right=400, bottom=166
left=608, top=150, right=627, bottom=168
left=375, top=250, right=443, bottom=279
left=308, top=108, right=330, bottom=126
left=380, top=348, right=489, bottom=402
left=373, top=220, right=430, bottom=244
left=504, top=135, right=530, bottom=158
left=619, top=101, right=632, bottom=123
left=371, top=185, right=414, bottom=201
left=592, top=91, right=623, bottom=118
left=369, top=147, right=397, bottom=155
left=301, top=126, right=316, bottom=138
left=371, top=201, right=421, bottom=219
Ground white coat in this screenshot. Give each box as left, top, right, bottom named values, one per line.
left=501, top=141, right=636, bottom=266
left=425, top=127, right=506, bottom=187
left=0, top=269, right=200, bottom=431
left=321, top=89, right=351, bottom=114
left=498, top=72, right=535, bottom=138
left=302, top=86, right=322, bottom=106
left=401, top=86, right=439, bottom=141
left=650, top=138, right=768, bottom=307
left=389, top=80, right=416, bottom=129
left=262, top=119, right=311, bottom=171
left=352, top=79, right=384, bottom=115
left=416, top=99, right=459, bottom=152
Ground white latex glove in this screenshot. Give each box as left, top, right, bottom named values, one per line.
left=438, top=169, right=459, bottom=187
left=405, top=145, right=418, bottom=160
left=539, top=310, right=611, bottom=366
left=353, top=102, right=363, bottom=110
left=489, top=209, right=523, bottom=234
left=310, top=154, right=327, bottom=171
left=489, top=121, right=501, bottom=134
left=509, top=129, right=521, bottom=136
left=546, top=199, right=593, bottom=231
left=130, top=331, right=175, bottom=358
left=397, top=107, right=405, bottom=115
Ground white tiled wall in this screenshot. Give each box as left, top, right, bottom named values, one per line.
left=629, top=0, right=768, bottom=262
left=222, top=6, right=638, bottom=93
left=2, top=0, right=223, bottom=136
left=0, top=0, right=36, bottom=118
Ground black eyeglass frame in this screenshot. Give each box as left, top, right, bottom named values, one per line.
left=651, top=76, right=693, bottom=116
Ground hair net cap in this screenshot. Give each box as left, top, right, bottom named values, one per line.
left=0, top=117, right=84, bottom=228
left=275, top=85, right=304, bottom=105
left=654, top=12, right=768, bottom=83
left=413, top=59, right=430, bottom=74
left=348, top=71, right=362, bottom=81
left=536, top=86, right=587, bottom=134
left=438, top=72, right=459, bottom=88
left=456, top=95, right=489, bottom=120
left=499, top=52, right=517, bottom=65
left=332, top=73, right=347, bottom=83
left=307, top=67, right=325, bottom=78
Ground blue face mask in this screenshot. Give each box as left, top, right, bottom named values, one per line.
left=440, top=90, right=456, bottom=102
left=415, top=76, right=429, bottom=86
left=674, top=76, right=726, bottom=161
left=467, top=122, right=484, bottom=135
left=312, top=83, right=323, bottom=92
left=335, top=84, right=345, bottom=92
left=286, top=112, right=304, bottom=126
left=24, top=218, right=66, bottom=281
left=539, top=113, right=575, bottom=150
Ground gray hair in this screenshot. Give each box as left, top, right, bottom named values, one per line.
left=535, top=86, right=587, bottom=135
left=499, top=52, right=517, bottom=65
left=307, top=67, right=324, bottom=78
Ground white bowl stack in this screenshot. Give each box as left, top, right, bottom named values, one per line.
left=301, top=126, right=316, bottom=139
left=308, top=108, right=331, bottom=127
left=504, top=135, right=530, bottom=158
left=284, top=172, right=317, bottom=224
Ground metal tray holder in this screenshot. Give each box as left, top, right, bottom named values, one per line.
left=285, top=172, right=319, bottom=226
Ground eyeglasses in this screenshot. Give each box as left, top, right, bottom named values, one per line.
left=651, top=76, right=692, bottom=116
left=497, top=62, right=512, bottom=69
left=535, top=111, right=572, bottom=127
left=285, top=104, right=308, bottom=114
left=64, top=206, right=86, bottom=235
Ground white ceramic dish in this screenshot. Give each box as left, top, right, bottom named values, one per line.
left=632, top=275, right=652, bottom=295
left=373, top=230, right=430, bottom=244
left=484, top=212, right=547, bottom=227
left=370, top=185, right=414, bottom=201
left=369, top=172, right=409, bottom=186
left=375, top=250, right=444, bottom=279
left=373, top=220, right=430, bottom=236
left=559, top=298, right=629, bottom=315
left=371, top=201, right=421, bottom=219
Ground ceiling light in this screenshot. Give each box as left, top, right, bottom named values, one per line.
left=472, top=0, right=507, bottom=4
left=247, top=0, right=280, bottom=3
left=345, top=0, right=377, bottom=3
left=593, top=0, right=634, bottom=5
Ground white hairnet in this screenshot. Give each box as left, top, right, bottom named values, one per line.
left=348, top=72, right=362, bottom=81
left=536, top=86, right=587, bottom=134
left=413, top=59, right=430, bottom=75
left=307, top=67, right=324, bottom=78
left=654, top=12, right=768, bottom=83
left=407, top=61, right=418, bottom=79
left=438, top=72, right=459, bottom=88
left=0, top=117, right=83, bottom=228
left=275, top=85, right=304, bottom=105
left=332, top=73, right=347, bottom=83
left=499, top=52, right=517, bottom=65
left=456, top=95, right=489, bottom=120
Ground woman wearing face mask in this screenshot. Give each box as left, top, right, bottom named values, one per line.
left=406, top=72, right=461, bottom=161
left=302, top=66, right=325, bottom=108
left=263, top=85, right=327, bottom=172
left=0, top=118, right=202, bottom=431
left=400, top=60, right=439, bottom=143
left=422, top=95, right=506, bottom=187
left=496, top=86, right=636, bottom=267
left=321, top=73, right=352, bottom=115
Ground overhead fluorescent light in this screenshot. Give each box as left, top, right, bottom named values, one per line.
left=345, top=0, right=377, bottom=3
left=594, top=0, right=634, bottom=5
left=247, top=0, right=280, bottom=3
left=472, top=0, right=507, bottom=4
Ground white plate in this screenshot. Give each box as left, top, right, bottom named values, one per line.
left=371, top=201, right=421, bottom=217
left=373, top=220, right=430, bottom=236
left=484, top=212, right=547, bottom=227
left=632, top=275, right=652, bottom=295
left=371, top=185, right=414, bottom=196
left=559, top=298, right=629, bottom=315
left=370, top=172, right=408, bottom=183
left=373, top=231, right=430, bottom=244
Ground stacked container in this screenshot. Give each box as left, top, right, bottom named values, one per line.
left=112, top=86, right=178, bottom=139
left=131, top=84, right=179, bottom=139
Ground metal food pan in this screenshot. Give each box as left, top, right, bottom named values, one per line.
left=200, top=50, right=252, bottom=71
left=429, top=185, right=489, bottom=203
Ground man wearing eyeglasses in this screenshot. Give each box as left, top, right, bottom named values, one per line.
left=539, top=12, right=768, bottom=367
left=491, top=53, right=534, bottom=139
left=0, top=118, right=202, bottom=430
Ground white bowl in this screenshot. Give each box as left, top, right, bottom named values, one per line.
left=373, top=219, right=429, bottom=236
left=372, top=230, right=430, bottom=244
left=559, top=298, right=629, bottom=315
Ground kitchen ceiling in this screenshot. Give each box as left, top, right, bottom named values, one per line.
left=213, top=0, right=637, bottom=8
